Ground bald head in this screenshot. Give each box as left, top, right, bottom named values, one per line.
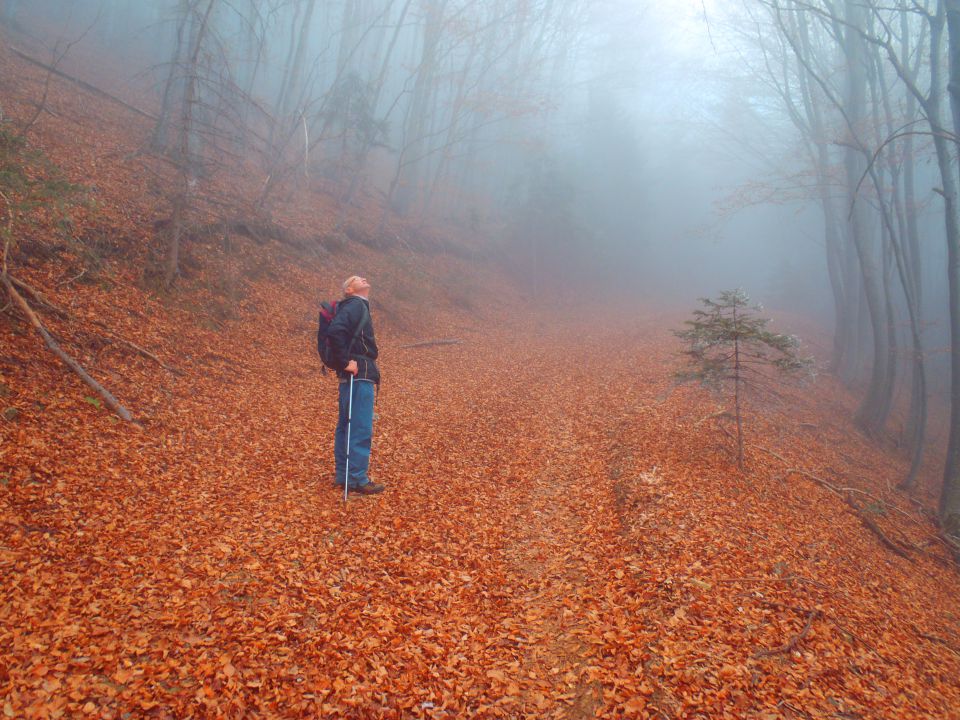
left=342, top=275, right=371, bottom=298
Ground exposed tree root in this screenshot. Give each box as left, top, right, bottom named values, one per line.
left=851, top=504, right=913, bottom=560
left=915, top=628, right=960, bottom=658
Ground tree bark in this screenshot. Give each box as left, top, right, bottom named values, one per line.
left=393, top=0, right=447, bottom=215
left=842, top=0, right=891, bottom=436
left=165, top=0, right=214, bottom=288
left=152, top=0, right=192, bottom=151
left=939, top=0, right=960, bottom=534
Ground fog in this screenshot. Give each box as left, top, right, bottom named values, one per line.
left=3, top=1, right=959, bottom=444
left=1, top=1, right=853, bottom=304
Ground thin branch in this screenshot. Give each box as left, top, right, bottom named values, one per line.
left=101, top=335, right=182, bottom=375
left=753, top=609, right=820, bottom=658
left=56, top=268, right=87, bottom=287
left=851, top=126, right=955, bottom=216
left=400, top=338, right=462, bottom=349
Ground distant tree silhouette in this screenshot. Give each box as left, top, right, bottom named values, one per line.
left=675, top=289, right=811, bottom=469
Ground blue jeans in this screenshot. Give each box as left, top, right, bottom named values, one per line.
left=334, top=379, right=375, bottom=488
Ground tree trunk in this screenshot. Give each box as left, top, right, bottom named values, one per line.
left=1, top=0, right=21, bottom=27
left=939, top=0, right=960, bottom=534
left=165, top=0, right=214, bottom=289
left=733, top=305, right=745, bottom=470
left=842, top=0, right=890, bottom=435
left=393, top=0, right=447, bottom=215
left=165, top=188, right=185, bottom=289
left=269, top=0, right=303, bottom=150
left=151, top=0, right=192, bottom=152
left=340, top=0, right=412, bottom=206
left=282, top=0, right=317, bottom=119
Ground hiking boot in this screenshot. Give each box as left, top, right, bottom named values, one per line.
left=353, top=482, right=385, bottom=495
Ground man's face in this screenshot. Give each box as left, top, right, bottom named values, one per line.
left=346, top=276, right=371, bottom=295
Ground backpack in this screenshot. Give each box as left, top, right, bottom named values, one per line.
left=317, top=299, right=369, bottom=372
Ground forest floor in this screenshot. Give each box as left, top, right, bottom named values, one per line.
left=2, top=28, right=960, bottom=720
left=3, top=257, right=960, bottom=718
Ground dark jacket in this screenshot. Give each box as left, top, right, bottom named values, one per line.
left=326, top=296, right=380, bottom=384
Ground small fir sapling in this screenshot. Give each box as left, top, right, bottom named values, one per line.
left=674, top=289, right=812, bottom=469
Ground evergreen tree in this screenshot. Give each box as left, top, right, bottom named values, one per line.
left=675, top=289, right=811, bottom=469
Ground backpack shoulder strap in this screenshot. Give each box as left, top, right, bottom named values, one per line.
left=347, top=300, right=370, bottom=353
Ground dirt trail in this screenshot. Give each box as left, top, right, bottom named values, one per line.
left=341, top=321, right=650, bottom=717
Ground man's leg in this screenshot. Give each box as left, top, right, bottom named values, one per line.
left=333, top=381, right=348, bottom=486
left=346, top=380, right=375, bottom=488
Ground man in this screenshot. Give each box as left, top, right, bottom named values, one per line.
left=327, top=275, right=384, bottom=495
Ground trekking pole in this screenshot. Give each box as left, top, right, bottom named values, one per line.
left=343, top=373, right=354, bottom=503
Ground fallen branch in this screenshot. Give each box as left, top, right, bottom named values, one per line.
left=761, top=454, right=921, bottom=563
left=103, top=336, right=182, bottom=375
left=6, top=273, right=181, bottom=376
left=695, top=409, right=733, bottom=427
left=10, top=47, right=157, bottom=122
left=754, top=609, right=820, bottom=658
left=777, top=701, right=812, bottom=719
left=831, top=619, right=880, bottom=656
left=914, top=627, right=960, bottom=658
left=10, top=276, right=71, bottom=319
left=782, top=466, right=842, bottom=495
left=56, top=268, right=87, bottom=287
left=401, top=338, right=462, bottom=349
left=849, top=499, right=913, bottom=560
left=753, top=445, right=960, bottom=569
left=717, top=423, right=737, bottom=444
left=755, top=445, right=789, bottom=465
left=2, top=272, right=135, bottom=422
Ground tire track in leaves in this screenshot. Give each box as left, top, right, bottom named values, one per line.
left=398, top=325, right=655, bottom=718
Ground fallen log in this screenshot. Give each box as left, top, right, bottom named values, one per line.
left=2, top=272, right=135, bottom=422
left=6, top=268, right=180, bottom=377
left=10, top=47, right=157, bottom=122
left=401, top=338, right=462, bottom=349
